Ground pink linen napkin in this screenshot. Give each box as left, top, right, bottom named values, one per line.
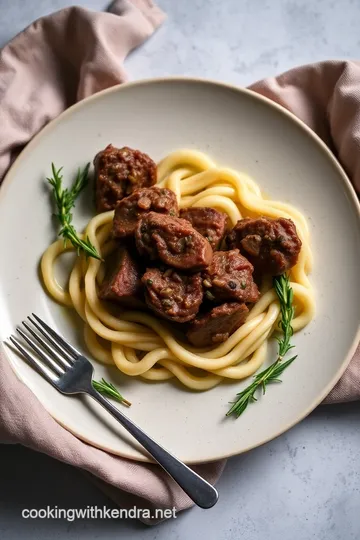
left=0, top=1, right=226, bottom=524
left=250, top=62, right=360, bottom=403
left=0, top=2, right=360, bottom=525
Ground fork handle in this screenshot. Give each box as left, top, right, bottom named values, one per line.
left=88, top=388, right=218, bottom=509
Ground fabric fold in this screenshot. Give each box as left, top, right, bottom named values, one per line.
left=0, top=1, right=359, bottom=525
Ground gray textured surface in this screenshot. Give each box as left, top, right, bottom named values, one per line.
left=1, top=0, right=360, bottom=538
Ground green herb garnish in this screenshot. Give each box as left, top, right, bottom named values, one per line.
left=226, top=274, right=297, bottom=418
left=92, top=378, right=131, bottom=406
left=47, top=163, right=101, bottom=260
left=205, top=290, right=215, bottom=301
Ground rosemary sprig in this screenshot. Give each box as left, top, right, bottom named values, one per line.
left=47, top=163, right=101, bottom=260
left=226, top=274, right=297, bottom=418
left=273, top=273, right=295, bottom=358
left=92, top=378, right=131, bottom=407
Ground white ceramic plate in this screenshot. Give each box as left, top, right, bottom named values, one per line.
left=1, top=78, right=359, bottom=464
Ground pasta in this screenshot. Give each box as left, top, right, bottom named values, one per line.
left=41, top=150, right=315, bottom=390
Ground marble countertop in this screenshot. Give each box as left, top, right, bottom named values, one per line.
left=1, top=1, right=360, bottom=539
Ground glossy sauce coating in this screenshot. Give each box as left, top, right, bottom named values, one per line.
left=113, top=187, right=178, bottom=238
left=187, top=302, right=249, bottom=347
left=226, top=217, right=302, bottom=275
left=135, top=212, right=213, bottom=271
left=99, top=247, right=143, bottom=307
left=94, top=145, right=157, bottom=212
left=142, top=268, right=203, bottom=323
left=202, top=249, right=260, bottom=303
left=179, top=207, right=228, bottom=250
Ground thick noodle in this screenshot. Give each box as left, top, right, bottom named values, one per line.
left=41, top=150, right=315, bottom=390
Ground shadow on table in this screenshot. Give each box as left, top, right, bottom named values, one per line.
left=0, top=401, right=359, bottom=539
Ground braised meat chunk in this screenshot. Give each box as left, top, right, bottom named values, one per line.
left=187, top=302, right=249, bottom=347
left=202, top=249, right=259, bottom=303
left=94, top=145, right=157, bottom=212
left=142, top=268, right=203, bottom=323
left=135, top=213, right=213, bottom=271
left=113, top=187, right=178, bottom=238
left=226, top=217, right=302, bottom=276
left=99, top=247, right=143, bottom=307
left=179, top=207, right=228, bottom=250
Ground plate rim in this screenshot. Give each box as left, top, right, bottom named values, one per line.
left=1, top=76, right=360, bottom=464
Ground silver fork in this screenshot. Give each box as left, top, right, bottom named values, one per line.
left=7, top=314, right=218, bottom=509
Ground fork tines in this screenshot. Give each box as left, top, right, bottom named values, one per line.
left=8, top=314, right=79, bottom=384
